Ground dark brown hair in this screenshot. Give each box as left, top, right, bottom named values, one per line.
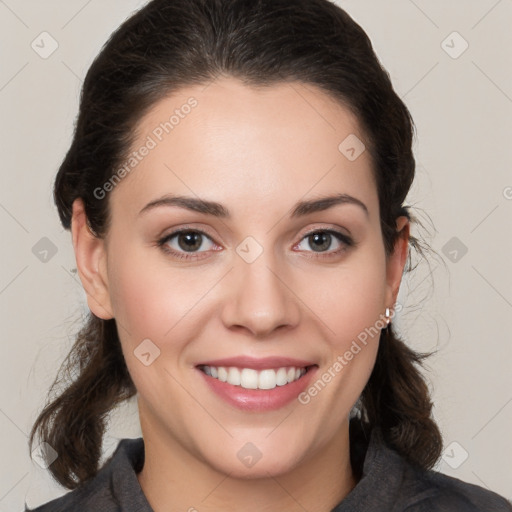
left=30, top=0, right=443, bottom=490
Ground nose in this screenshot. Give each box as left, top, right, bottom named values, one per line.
left=220, top=251, right=300, bottom=338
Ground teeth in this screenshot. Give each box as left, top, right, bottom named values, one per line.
left=241, top=368, right=259, bottom=389
left=217, top=367, right=228, bottom=382
left=201, top=365, right=307, bottom=390
left=276, top=367, right=288, bottom=386
left=228, top=367, right=241, bottom=386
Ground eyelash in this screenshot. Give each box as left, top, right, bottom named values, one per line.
left=157, top=227, right=355, bottom=261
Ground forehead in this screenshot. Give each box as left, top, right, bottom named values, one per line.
left=109, top=78, right=378, bottom=221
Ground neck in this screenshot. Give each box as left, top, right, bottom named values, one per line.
left=137, top=415, right=358, bottom=512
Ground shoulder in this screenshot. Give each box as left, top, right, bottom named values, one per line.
left=25, top=438, right=148, bottom=512
left=25, top=482, right=114, bottom=512
left=399, top=459, right=512, bottom=511
left=348, top=420, right=512, bottom=512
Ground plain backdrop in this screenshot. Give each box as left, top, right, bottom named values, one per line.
left=1, top=1, right=511, bottom=509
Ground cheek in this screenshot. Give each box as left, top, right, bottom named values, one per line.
left=298, top=241, right=386, bottom=400
left=107, top=245, right=211, bottom=341
left=304, top=243, right=387, bottom=348
left=105, top=249, right=205, bottom=410
left=105, top=245, right=227, bottom=400
left=294, top=254, right=386, bottom=427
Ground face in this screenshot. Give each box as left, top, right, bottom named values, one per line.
left=73, top=77, right=408, bottom=478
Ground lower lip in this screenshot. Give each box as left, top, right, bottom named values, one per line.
left=196, top=366, right=318, bottom=411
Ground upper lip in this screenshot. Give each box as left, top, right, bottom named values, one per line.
left=196, top=356, right=317, bottom=370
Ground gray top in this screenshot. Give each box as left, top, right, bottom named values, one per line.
left=27, top=421, right=512, bottom=511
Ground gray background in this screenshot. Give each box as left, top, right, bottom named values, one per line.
left=0, top=0, right=511, bottom=509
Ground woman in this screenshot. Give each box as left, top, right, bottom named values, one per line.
left=28, top=0, right=512, bottom=510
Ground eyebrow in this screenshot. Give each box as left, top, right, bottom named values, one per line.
left=138, top=193, right=369, bottom=218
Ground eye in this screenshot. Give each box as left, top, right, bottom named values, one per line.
left=157, top=229, right=218, bottom=260
left=295, top=229, right=354, bottom=257
left=157, top=227, right=354, bottom=261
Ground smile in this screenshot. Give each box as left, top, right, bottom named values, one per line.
left=198, top=365, right=309, bottom=390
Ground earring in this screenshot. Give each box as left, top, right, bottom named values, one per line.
left=385, top=307, right=391, bottom=326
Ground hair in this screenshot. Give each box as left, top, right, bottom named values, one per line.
left=30, top=0, right=443, bottom=490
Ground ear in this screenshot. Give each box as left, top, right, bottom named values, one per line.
left=384, top=216, right=410, bottom=309
left=71, top=198, right=114, bottom=320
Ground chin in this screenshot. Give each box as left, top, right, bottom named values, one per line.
left=199, top=438, right=305, bottom=480
left=213, top=456, right=300, bottom=480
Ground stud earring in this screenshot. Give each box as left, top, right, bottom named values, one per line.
left=385, top=307, right=391, bottom=326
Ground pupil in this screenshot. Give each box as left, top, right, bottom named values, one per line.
left=310, top=232, right=331, bottom=252
left=178, top=232, right=202, bottom=251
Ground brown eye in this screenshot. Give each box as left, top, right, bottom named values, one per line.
left=176, top=232, right=204, bottom=252
left=158, top=229, right=217, bottom=259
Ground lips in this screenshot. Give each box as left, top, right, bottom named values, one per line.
left=195, top=356, right=318, bottom=411
left=195, top=355, right=316, bottom=370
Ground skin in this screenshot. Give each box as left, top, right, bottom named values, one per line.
left=71, top=77, right=409, bottom=512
